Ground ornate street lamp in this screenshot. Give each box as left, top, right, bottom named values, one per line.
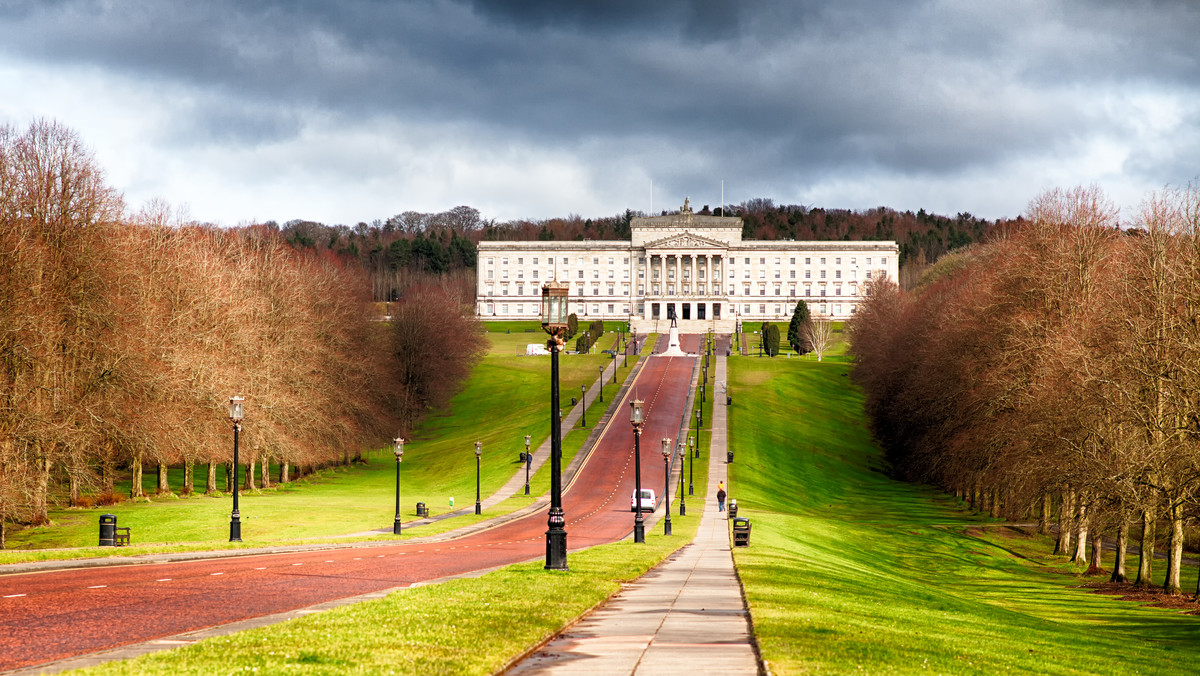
left=228, top=395, right=244, bottom=543
left=524, top=434, right=532, bottom=496
left=662, top=437, right=672, bottom=536
left=688, top=434, right=695, bottom=495
left=630, top=398, right=646, bottom=543
left=581, top=384, right=587, bottom=428
left=612, top=351, right=617, bottom=384
left=677, top=440, right=686, bottom=516
left=598, top=366, right=604, bottom=403
left=393, top=437, right=404, bottom=535
left=474, top=441, right=483, bottom=515
left=541, top=280, right=570, bottom=570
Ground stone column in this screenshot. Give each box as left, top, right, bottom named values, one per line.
left=690, top=255, right=697, bottom=293
left=706, top=255, right=713, bottom=293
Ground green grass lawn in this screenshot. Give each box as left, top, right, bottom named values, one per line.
left=1, top=330, right=639, bottom=559
left=727, top=356, right=1200, bottom=674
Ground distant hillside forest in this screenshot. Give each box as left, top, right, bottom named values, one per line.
left=273, top=200, right=1000, bottom=301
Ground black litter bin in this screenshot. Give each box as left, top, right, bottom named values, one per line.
left=727, top=450, right=734, bottom=463
left=99, top=513, right=117, bottom=547
left=732, top=517, right=751, bottom=546
left=519, top=451, right=527, bottom=463
left=571, top=397, right=577, bottom=406
left=729, top=499, right=738, bottom=518
left=726, top=395, right=732, bottom=406
left=416, top=501, right=427, bottom=518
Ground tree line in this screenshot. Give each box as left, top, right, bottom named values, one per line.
left=0, top=120, right=484, bottom=546
left=849, top=184, right=1200, bottom=595
left=272, top=200, right=998, bottom=305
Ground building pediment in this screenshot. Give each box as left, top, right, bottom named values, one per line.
left=643, top=232, right=729, bottom=251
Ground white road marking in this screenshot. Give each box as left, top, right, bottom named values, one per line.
left=156, top=579, right=172, bottom=582
left=88, top=585, right=107, bottom=588
left=3, top=593, right=27, bottom=598
left=210, top=572, right=223, bottom=576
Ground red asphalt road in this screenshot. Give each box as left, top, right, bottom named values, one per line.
left=0, top=336, right=700, bottom=672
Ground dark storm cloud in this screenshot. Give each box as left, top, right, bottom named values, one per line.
left=1, top=0, right=1196, bottom=218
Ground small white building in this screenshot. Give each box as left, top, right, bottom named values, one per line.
left=476, top=200, right=899, bottom=333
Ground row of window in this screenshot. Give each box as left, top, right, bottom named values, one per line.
left=482, top=301, right=855, bottom=318
left=486, top=254, right=887, bottom=267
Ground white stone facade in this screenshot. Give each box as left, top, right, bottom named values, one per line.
left=476, top=203, right=898, bottom=333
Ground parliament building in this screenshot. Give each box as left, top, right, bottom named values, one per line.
left=475, top=200, right=899, bottom=333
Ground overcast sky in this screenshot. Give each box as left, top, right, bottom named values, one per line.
left=1, top=0, right=1196, bottom=226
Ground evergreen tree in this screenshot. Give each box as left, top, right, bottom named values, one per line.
left=765, top=324, right=781, bottom=357
left=788, top=301, right=811, bottom=354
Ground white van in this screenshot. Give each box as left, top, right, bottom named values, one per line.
left=630, top=488, right=656, bottom=512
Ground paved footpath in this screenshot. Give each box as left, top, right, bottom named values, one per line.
left=508, top=346, right=760, bottom=675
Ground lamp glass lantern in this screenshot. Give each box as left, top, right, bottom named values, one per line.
left=630, top=398, right=644, bottom=428
left=395, top=437, right=404, bottom=461
left=661, top=438, right=671, bottom=459
left=540, top=281, right=570, bottom=332
left=475, top=440, right=482, bottom=457
left=228, top=395, right=245, bottom=423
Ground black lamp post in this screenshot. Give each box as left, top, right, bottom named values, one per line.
left=688, top=434, right=695, bottom=494
left=697, top=404, right=703, bottom=430
left=542, top=280, right=569, bottom=570
left=612, top=351, right=617, bottom=384
left=393, top=437, right=404, bottom=535
left=662, top=437, right=672, bottom=536
left=228, top=395, right=244, bottom=543
left=581, top=384, right=587, bottom=428
left=677, top=441, right=686, bottom=516
left=630, top=398, right=646, bottom=543
left=701, top=382, right=705, bottom=404
left=524, top=434, right=532, bottom=496
left=474, top=441, right=483, bottom=515
left=599, top=366, right=604, bottom=403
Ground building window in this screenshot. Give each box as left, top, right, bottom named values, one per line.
left=501, top=304, right=508, bottom=313
left=502, top=287, right=509, bottom=296
left=759, top=304, right=766, bottom=314
left=790, top=257, right=796, bottom=264
left=866, top=257, right=872, bottom=265
left=638, top=257, right=645, bottom=264
left=820, top=270, right=826, bottom=279
left=789, top=270, right=795, bottom=279
left=850, top=257, right=856, bottom=265
left=578, top=270, right=584, bottom=279
left=774, top=286, right=781, bottom=295
left=804, top=257, right=811, bottom=265
left=774, top=270, right=780, bottom=278
left=774, top=305, right=782, bottom=315
left=866, top=270, right=873, bottom=279
left=608, top=270, right=614, bottom=278
left=820, top=258, right=826, bottom=265
left=820, top=288, right=826, bottom=297
left=759, top=258, right=766, bottom=265
left=608, top=303, right=615, bottom=313
left=744, top=258, right=750, bottom=264
left=502, top=258, right=508, bottom=265
left=805, top=288, right=811, bottom=297
left=835, top=270, right=842, bottom=279
left=834, top=304, right=842, bottom=314
left=532, top=257, right=538, bottom=264
left=835, top=257, right=840, bottom=265
left=836, top=286, right=842, bottom=295
left=517, top=257, right=523, bottom=264
left=592, top=304, right=600, bottom=314
left=805, top=270, right=811, bottom=279
left=638, top=285, right=645, bottom=295
left=881, top=257, right=887, bottom=265
left=608, top=257, right=614, bottom=265
left=593, top=257, right=599, bottom=265
left=532, top=270, right=539, bottom=279
left=487, top=270, right=493, bottom=279
left=758, top=270, right=765, bottom=279
left=820, top=304, right=827, bottom=314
